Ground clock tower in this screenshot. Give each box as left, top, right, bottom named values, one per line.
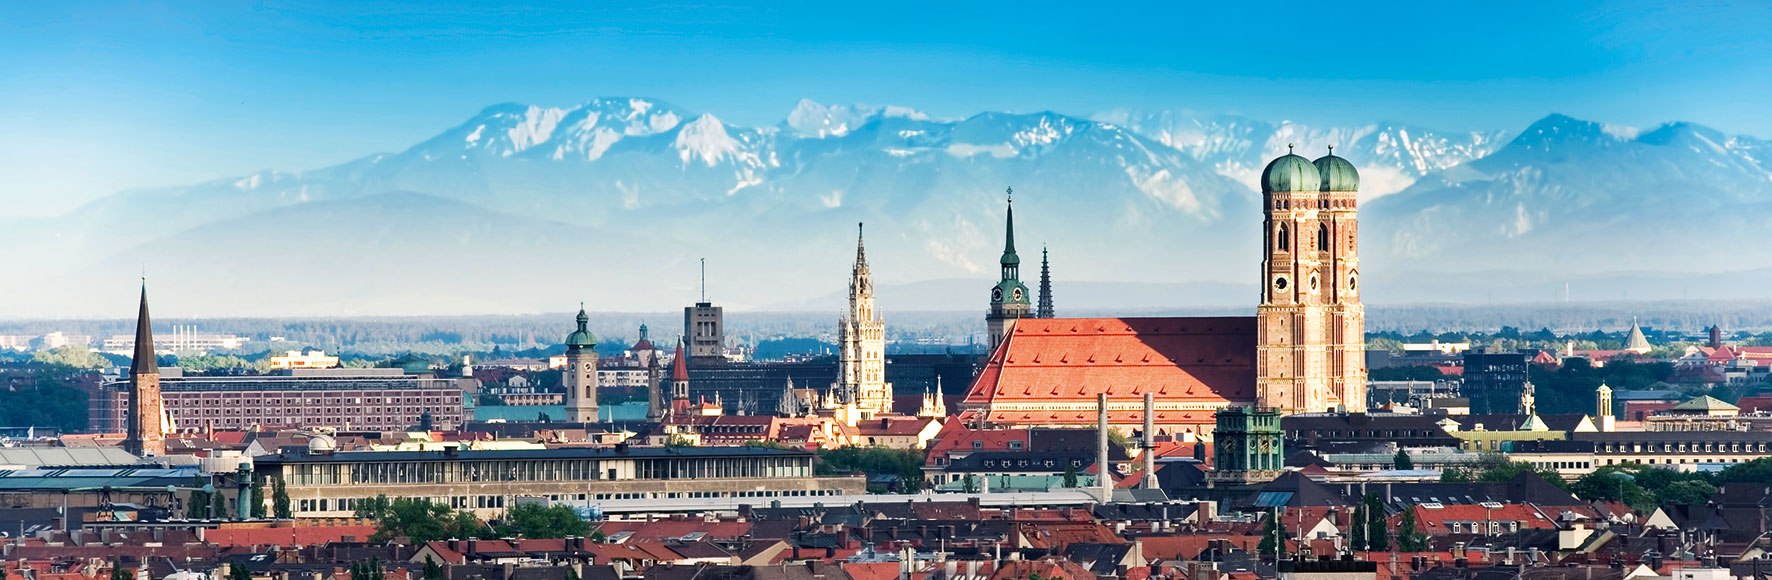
left=986, top=188, right=1032, bottom=352
left=1255, top=146, right=1366, bottom=414
left=563, top=304, right=600, bottom=422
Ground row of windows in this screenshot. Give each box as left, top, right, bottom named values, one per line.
left=284, top=456, right=813, bottom=486
left=1446, top=521, right=1520, bottom=535
left=1600, top=442, right=1771, bottom=454
left=295, top=488, right=850, bottom=514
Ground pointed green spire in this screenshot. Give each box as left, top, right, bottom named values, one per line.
left=1001, top=187, right=1020, bottom=268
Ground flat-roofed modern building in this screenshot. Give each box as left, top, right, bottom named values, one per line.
left=93, top=368, right=474, bottom=433
left=255, top=445, right=866, bottom=519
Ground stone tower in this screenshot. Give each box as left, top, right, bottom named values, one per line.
left=836, top=223, right=893, bottom=416
left=124, top=282, right=166, bottom=458
left=986, top=188, right=1032, bottom=351
left=1255, top=146, right=1366, bottom=414
left=562, top=305, right=599, bottom=423
left=1036, top=246, right=1054, bottom=319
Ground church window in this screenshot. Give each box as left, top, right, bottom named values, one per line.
left=1317, top=224, right=1329, bottom=252
left=1276, top=224, right=1290, bottom=253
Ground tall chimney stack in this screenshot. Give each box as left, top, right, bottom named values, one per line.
left=1098, top=393, right=1113, bottom=503
left=1143, top=392, right=1158, bottom=489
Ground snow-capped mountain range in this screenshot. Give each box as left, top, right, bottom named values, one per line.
left=2, top=99, right=1767, bottom=317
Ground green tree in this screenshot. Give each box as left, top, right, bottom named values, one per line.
left=1570, top=468, right=1652, bottom=508
left=1106, top=429, right=1135, bottom=451
left=35, top=345, right=109, bottom=369
left=1717, top=457, right=1772, bottom=485
left=248, top=478, right=267, bottom=519
left=1257, top=510, right=1288, bottom=560
left=816, top=447, right=925, bottom=493
left=421, top=557, right=444, bottom=580
left=961, top=475, right=978, bottom=494
left=186, top=476, right=213, bottom=519
left=229, top=563, right=252, bottom=580
left=494, top=504, right=590, bottom=539
left=1364, top=494, right=1389, bottom=551
left=565, top=568, right=580, bottom=580
left=1394, top=450, right=1414, bottom=470
left=1062, top=465, right=1079, bottom=489
left=1397, top=507, right=1428, bottom=552
left=1349, top=502, right=1366, bottom=551
left=111, top=561, right=132, bottom=580
left=1657, top=480, right=1718, bottom=507
left=665, top=434, right=696, bottom=448
left=272, top=478, right=292, bottom=519
left=355, top=495, right=483, bottom=543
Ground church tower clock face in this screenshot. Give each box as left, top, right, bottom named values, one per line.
left=992, top=287, right=1003, bottom=301
left=1012, top=288, right=1024, bottom=301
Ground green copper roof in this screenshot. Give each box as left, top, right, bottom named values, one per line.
left=565, top=306, right=596, bottom=348
left=1671, top=395, right=1736, bottom=412
left=1000, top=189, right=1020, bottom=267
left=1261, top=151, right=1320, bottom=193
left=1313, top=152, right=1360, bottom=192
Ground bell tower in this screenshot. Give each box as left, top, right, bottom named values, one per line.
left=1255, top=146, right=1365, bottom=414
left=562, top=304, right=599, bottom=423
left=986, top=187, right=1032, bottom=352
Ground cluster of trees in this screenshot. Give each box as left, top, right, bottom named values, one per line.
left=1531, top=358, right=1681, bottom=416
left=1565, top=459, right=1772, bottom=510
left=0, top=365, right=94, bottom=433
left=816, top=447, right=925, bottom=493
left=352, top=496, right=590, bottom=543
left=1441, top=459, right=1568, bottom=489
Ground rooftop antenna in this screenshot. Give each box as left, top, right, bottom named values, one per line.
left=699, top=257, right=706, bottom=303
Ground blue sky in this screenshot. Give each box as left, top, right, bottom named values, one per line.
left=2, top=0, right=1768, bottom=216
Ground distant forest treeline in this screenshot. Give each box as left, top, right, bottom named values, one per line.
left=2, top=301, right=1770, bottom=356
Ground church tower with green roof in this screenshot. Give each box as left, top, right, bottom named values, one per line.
left=563, top=305, right=599, bottom=422
left=986, top=188, right=1032, bottom=352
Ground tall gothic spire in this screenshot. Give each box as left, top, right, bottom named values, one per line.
left=855, top=222, right=869, bottom=272
left=131, top=282, right=158, bottom=376
left=1000, top=187, right=1020, bottom=273
left=1037, top=245, right=1054, bottom=318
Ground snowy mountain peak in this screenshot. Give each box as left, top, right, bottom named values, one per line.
left=785, top=100, right=882, bottom=138
left=1510, top=114, right=1615, bottom=150
left=674, top=113, right=746, bottom=167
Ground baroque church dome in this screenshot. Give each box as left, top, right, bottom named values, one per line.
left=1260, top=151, right=1321, bottom=193
left=1313, top=152, right=1360, bottom=192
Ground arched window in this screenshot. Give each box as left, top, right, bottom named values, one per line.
left=1317, top=224, right=1329, bottom=252
left=1277, top=224, right=1290, bottom=253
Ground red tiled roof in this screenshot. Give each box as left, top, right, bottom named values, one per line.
left=206, top=524, right=378, bottom=548
left=1390, top=503, right=1556, bottom=534
left=961, top=317, right=1256, bottom=428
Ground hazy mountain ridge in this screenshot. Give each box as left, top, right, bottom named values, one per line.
left=2, top=101, right=1765, bottom=317
left=1362, top=114, right=1772, bottom=275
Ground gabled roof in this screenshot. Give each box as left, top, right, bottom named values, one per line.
left=962, top=317, right=1255, bottom=427
left=1671, top=395, right=1737, bottom=412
